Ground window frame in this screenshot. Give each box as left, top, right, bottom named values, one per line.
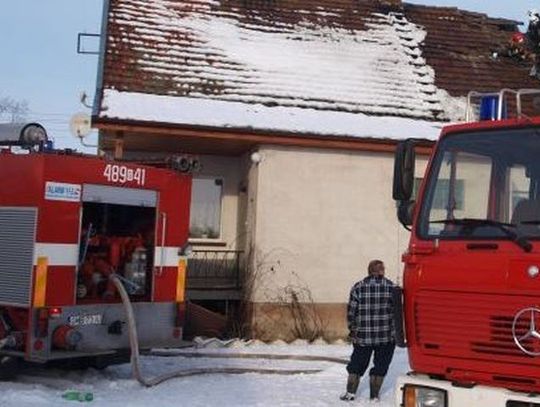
left=415, top=129, right=540, bottom=241
left=188, top=176, right=224, bottom=242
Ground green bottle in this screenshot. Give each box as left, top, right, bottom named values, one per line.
left=62, top=391, right=94, bottom=402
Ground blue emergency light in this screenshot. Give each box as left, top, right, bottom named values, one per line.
left=479, top=96, right=507, bottom=121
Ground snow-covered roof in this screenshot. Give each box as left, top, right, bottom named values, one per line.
left=102, top=89, right=443, bottom=140
left=96, top=0, right=536, bottom=141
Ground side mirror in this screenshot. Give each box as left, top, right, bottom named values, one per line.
left=393, top=140, right=417, bottom=229
left=392, top=139, right=416, bottom=201
left=397, top=200, right=415, bottom=227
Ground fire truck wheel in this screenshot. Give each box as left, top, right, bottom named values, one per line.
left=51, top=357, right=108, bottom=371
left=90, top=356, right=112, bottom=370
left=91, top=351, right=130, bottom=370
left=51, top=352, right=131, bottom=371
left=0, top=356, right=19, bottom=380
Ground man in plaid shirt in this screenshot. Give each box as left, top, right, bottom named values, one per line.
left=340, top=260, right=396, bottom=402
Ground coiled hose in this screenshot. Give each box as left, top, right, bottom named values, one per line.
left=111, top=275, right=330, bottom=387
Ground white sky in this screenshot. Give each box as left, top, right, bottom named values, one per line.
left=407, top=0, right=538, bottom=22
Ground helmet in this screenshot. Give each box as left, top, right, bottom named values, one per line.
left=511, top=32, right=526, bottom=44
left=528, top=9, right=540, bottom=24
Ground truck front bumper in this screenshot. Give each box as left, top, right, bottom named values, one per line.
left=396, top=373, right=540, bottom=407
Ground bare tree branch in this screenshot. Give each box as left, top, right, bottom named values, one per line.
left=0, top=96, right=29, bottom=122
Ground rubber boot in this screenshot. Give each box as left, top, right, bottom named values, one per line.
left=340, top=373, right=360, bottom=401
left=369, top=375, right=385, bottom=401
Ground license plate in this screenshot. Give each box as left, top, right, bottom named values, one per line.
left=68, top=314, right=103, bottom=327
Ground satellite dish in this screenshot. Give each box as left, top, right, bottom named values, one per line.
left=70, top=113, right=92, bottom=139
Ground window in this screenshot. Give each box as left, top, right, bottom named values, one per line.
left=189, top=178, right=223, bottom=239
left=422, top=150, right=490, bottom=236
left=417, top=129, right=540, bottom=239
left=509, top=165, right=530, bottom=214
left=432, top=179, right=465, bottom=211
left=414, top=178, right=465, bottom=210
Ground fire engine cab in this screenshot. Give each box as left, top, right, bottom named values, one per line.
left=0, top=123, right=192, bottom=369
left=393, top=90, right=540, bottom=407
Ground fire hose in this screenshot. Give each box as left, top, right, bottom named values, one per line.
left=111, top=275, right=340, bottom=387
left=150, top=349, right=348, bottom=365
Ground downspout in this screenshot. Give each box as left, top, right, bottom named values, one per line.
left=245, top=148, right=262, bottom=333
left=92, top=0, right=111, bottom=149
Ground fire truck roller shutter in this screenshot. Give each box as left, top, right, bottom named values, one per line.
left=82, top=185, right=157, bottom=207
left=0, top=207, right=37, bottom=306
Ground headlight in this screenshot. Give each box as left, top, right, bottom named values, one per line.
left=403, top=385, right=447, bottom=407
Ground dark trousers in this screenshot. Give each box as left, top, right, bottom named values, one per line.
left=346, top=342, right=395, bottom=377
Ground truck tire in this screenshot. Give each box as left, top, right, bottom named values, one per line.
left=0, top=356, right=19, bottom=381
left=90, top=351, right=130, bottom=370
left=51, top=351, right=131, bottom=371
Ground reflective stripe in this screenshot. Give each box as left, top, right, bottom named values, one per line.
left=33, top=243, right=79, bottom=267
left=34, top=257, right=48, bottom=307
left=176, top=259, right=187, bottom=302
left=154, top=247, right=181, bottom=267
left=33, top=244, right=182, bottom=268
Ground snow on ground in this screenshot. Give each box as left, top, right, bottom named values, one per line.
left=0, top=341, right=409, bottom=407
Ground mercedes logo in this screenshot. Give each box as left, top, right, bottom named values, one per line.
left=512, top=307, right=540, bottom=356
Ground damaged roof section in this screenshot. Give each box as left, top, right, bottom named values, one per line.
left=96, top=0, right=537, bottom=138
left=404, top=4, right=537, bottom=96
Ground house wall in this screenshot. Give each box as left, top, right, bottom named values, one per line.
left=247, top=145, right=429, bottom=341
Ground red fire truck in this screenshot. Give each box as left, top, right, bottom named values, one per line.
left=0, top=124, right=192, bottom=371
left=392, top=90, right=540, bottom=406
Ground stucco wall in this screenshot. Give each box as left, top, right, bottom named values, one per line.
left=250, top=145, right=428, bottom=301
left=247, top=145, right=428, bottom=339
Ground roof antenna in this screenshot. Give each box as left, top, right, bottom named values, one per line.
left=80, top=92, right=93, bottom=109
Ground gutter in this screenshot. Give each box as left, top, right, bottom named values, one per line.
left=92, top=0, right=111, bottom=118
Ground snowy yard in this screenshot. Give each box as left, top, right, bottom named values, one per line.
left=0, top=340, right=409, bottom=407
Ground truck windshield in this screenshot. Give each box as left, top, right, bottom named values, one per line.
left=418, top=128, right=540, bottom=240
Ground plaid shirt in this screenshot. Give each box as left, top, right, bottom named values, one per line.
left=347, top=276, right=395, bottom=346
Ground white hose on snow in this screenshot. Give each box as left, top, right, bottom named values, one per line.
left=111, top=275, right=325, bottom=387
